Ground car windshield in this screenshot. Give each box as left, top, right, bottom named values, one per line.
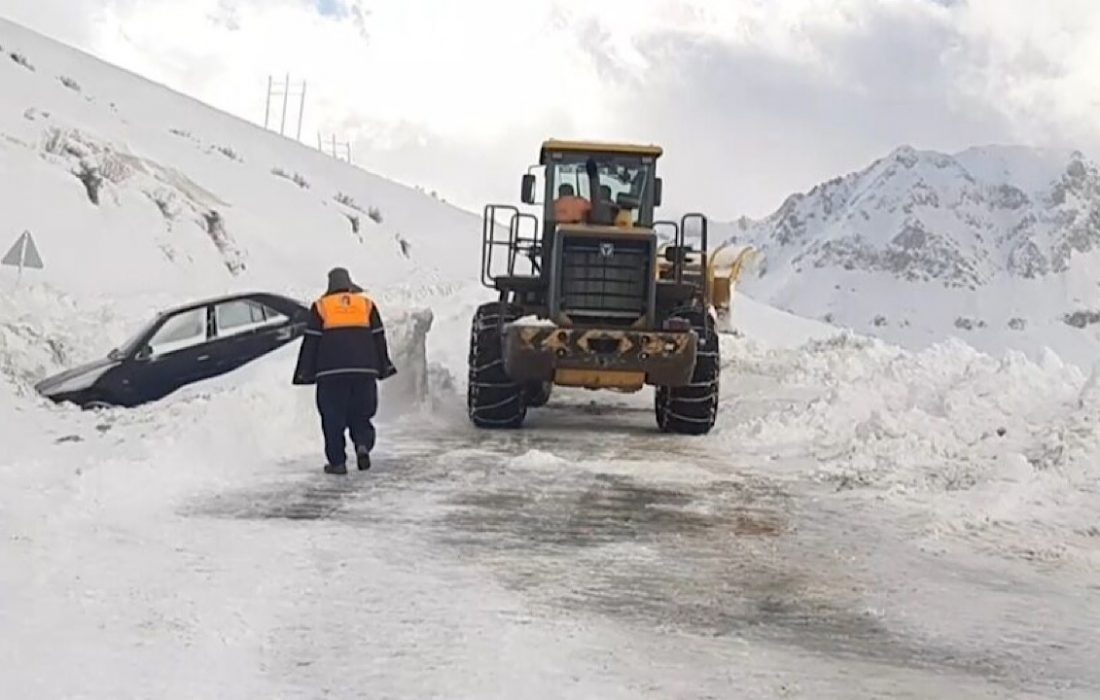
left=114, top=317, right=161, bottom=358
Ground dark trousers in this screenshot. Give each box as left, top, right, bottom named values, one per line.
left=316, top=375, right=378, bottom=466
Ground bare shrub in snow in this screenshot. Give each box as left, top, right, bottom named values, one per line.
left=75, top=162, right=103, bottom=205
left=953, top=316, right=987, bottom=331
left=347, top=214, right=361, bottom=239
left=1008, top=317, right=1027, bottom=331
left=217, top=146, right=242, bottom=162
left=1064, top=310, right=1100, bottom=329
left=872, top=315, right=888, bottom=327
left=59, top=76, right=81, bottom=92
left=10, top=52, right=34, bottom=71
left=169, top=128, right=191, bottom=138
left=334, top=192, right=363, bottom=212
left=368, top=206, right=383, bottom=224
left=24, top=107, right=52, bottom=122
left=272, top=168, right=310, bottom=189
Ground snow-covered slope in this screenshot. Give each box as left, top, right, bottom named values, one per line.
left=0, top=17, right=482, bottom=394
left=722, top=145, right=1100, bottom=367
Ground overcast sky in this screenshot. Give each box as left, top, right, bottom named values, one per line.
left=2, top=0, right=1098, bottom=219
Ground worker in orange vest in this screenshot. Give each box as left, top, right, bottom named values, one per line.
left=293, top=267, right=397, bottom=474
left=553, top=183, right=591, bottom=224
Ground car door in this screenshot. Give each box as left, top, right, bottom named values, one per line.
left=121, top=305, right=215, bottom=403
left=208, top=298, right=289, bottom=376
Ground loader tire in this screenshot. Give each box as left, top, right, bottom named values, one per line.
left=524, top=381, right=553, bottom=408
left=655, top=308, right=719, bottom=435
left=468, top=301, right=526, bottom=429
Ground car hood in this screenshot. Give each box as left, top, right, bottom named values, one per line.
left=36, top=357, right=118, bottom=394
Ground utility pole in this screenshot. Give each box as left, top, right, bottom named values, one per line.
left=317, top=132, right=353, bottom=165
left=263, top=75, right=273, bottom=130
left=264, top=74, right=308, bottom=141
left=297, top=82, right=307, bottom=142
left=280, top=73, right=290, bottom=136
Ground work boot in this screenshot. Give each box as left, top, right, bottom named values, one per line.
left=356, top=445, right=371, bottom=471
left=324, top=462, right=348, bottom=475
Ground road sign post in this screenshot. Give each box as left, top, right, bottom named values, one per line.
left=2, top=230, right=44, bottom=284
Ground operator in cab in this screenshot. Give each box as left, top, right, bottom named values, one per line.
left=553, top=183, right=591, bottom=224
left=292, top=267, right=397, bottom=475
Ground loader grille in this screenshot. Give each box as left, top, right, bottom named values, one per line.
left=557, top=236, right=652, bottom=325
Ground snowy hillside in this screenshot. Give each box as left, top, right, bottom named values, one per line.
left=722, top=145, right=1100, bottom=366
left=0, top=17, right=482, bottom=394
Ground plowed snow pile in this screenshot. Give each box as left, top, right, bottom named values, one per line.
left=716, top=315, right=1100, bottom=567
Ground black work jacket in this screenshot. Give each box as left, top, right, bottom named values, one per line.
left=292, top=289, right=397, bottom=384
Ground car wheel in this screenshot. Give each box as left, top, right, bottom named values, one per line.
left=81, top=396, right=116, bottom=411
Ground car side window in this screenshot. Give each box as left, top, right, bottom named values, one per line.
left=214, top=300, right=285, bottom=338
left=147, top=308, right=208, bottom=356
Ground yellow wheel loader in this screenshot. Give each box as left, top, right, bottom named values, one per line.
left=468, top=139, right=720, bottom=434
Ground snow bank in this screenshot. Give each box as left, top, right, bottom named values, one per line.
left=717, top=331, right=1100, bottom=565
left=723, top=292, right=841, bottom=348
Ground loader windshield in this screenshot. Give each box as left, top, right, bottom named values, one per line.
left=549, top=156, right=653, bottom=226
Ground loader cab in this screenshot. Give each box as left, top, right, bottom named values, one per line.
left=521, top=140, right=664, bottom=236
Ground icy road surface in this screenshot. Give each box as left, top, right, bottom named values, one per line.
left=6, top=392, right=1097, bottom=699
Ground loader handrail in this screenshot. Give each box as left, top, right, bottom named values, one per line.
left=681, top=213, right=709, bottom=303
left=481, top=204, right=521, bottom=288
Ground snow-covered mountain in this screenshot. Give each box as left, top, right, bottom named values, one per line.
left=724, top=145, right=1100, bottom=367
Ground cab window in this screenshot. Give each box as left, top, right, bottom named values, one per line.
left=552, top=163, right=591, bottom=200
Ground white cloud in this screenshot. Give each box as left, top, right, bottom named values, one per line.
left=1, top=0, right=1099, bottom=218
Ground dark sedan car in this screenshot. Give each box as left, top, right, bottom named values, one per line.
left=36, top=292, right=310, bottom=409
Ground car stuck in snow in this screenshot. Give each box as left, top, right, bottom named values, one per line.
left=35, top=292, right=309, bottom=409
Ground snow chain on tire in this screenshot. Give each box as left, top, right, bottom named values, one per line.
left=468, top=301, right=527, bottom=428
left=655, top=307, right=719, bottom=435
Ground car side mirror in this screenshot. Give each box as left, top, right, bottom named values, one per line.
left=521, top=174, right=536, bottom=204
left=135, top=345, right=153, bottom=361
left=654, top=178, right=663, bottom=207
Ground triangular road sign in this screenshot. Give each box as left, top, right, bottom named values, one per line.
left=2, top=231, right=43, bottom=269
